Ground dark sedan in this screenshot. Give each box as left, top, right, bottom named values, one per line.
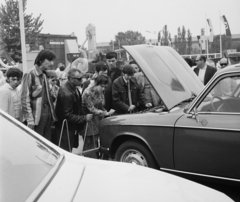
left=99, top=45, right=240, bottom=182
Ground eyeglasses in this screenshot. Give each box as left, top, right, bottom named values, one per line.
left=220, top=63, right=227, bottom=66
left=71, top=77, right=82, bottom=81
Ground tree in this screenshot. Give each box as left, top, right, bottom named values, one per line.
left=181, top=26, right=187, bottom=54
left=187, top=29, right=192, bottom=54
left=161, top=25, right=170, bottom=46
left=209, top=35, right=232, bottom=53
left=232, top=41, right=240, bottom=52
left=177, top=27, right=182, bottom=54
left=174, top=35, right=178, bottom=52
left=113, top=30, right=145, bottom=48
left=158, top=31, right=161, bottom=45
left=0, top=0, right=43, bottom=62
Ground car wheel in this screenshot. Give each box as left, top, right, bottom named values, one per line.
left=115, top=141, right=158, bottom=169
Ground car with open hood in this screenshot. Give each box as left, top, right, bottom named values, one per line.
left=99, top=45, right=240, bottom=183
left=0, top=110, right=234, bottom=202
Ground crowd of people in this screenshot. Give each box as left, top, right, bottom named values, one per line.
left=0, top=49, right=231, bottom=158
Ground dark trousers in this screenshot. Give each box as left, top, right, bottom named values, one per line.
left=34, top=105, right=52, bottom=141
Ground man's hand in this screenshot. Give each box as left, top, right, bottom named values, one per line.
left=128, top=105, right=136, bottom=112
left=27, top=122, right=35, bottom=130
left=108, top=109, right=115, bottom=116
left=86, top=114, right=93, bottom=122
left=145, top=103, right=152, bottom=108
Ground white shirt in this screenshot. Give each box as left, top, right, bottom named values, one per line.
left=198, top=64, right=207, bottom=84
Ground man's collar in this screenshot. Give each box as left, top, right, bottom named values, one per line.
left=66, top=80, right=76, bottom=91
left=200, top=63, right=207, bottom=70
left=34, top=65, right=43, bottom=76
left=122, top=76, right=128, bottom=84
left=5, top=83, right=13, bottom=90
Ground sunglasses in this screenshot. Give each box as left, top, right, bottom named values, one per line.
left=71, top=77, right=82, bottom=81
left=220, top=63, right=227, bottom=66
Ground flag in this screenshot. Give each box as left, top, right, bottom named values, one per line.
left=221, top=15, right=231, bottom=37
left=199, top=36, right=206, bottom=50
left=207, top=19, right=214, bottom=42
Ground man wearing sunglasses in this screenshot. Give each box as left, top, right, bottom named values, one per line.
left=194, top=55, right=216, bottom=85
left=219, top=57, right=229, bottom=69
left=55, top=68, right=93, bottom=152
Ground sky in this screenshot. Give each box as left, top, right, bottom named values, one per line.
left=1, top=0, right=240, bottom=47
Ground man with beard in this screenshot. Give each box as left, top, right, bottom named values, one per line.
left=21, top=50, right=57, bottom=140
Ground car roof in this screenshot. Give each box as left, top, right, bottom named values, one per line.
left=216, top=63, right=240, bottom=75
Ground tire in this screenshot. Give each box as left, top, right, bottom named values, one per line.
left=115, top=140, right=158, bottom=169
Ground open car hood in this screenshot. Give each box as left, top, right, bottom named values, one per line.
left=123, top=45, right=204, bottom=110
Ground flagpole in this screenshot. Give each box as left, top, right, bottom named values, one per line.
left=205, top=13, right=209, bottom=58
left=219, top=11, right=222, bottom=58
left=19, top=0, right=27, bottom=74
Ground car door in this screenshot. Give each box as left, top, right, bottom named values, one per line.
left=174, top=74, right=240, bottom=180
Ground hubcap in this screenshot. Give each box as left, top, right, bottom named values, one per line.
left=120, top=149, right=148, bottom=167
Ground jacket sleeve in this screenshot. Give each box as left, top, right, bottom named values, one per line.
left=112, top=81, right=129, bottom=113
left=82, top=91, right=108, bottom=116
left=135, top=78, right=146, bottom=105
left=21, top=73, right=35, bottom=125
left=60, top=92, right=86, bottom=125
left=0, top=88, right=11, bottom=114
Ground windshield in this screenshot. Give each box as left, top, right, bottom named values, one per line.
left=0, top=113, right=63, bottom=202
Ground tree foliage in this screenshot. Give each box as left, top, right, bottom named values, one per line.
left=187, top=29, right=192, bottom=54
left=113, top=30, right=146, bottom=48
left=161, top=25, right=169, bottom=46
left=174, top=26, right=192, bottom=55
left=209, top=35, right=232, bottom=53
left=180, top=26, right=186, bottom=54
left=0, top=0, right=44, bottom=61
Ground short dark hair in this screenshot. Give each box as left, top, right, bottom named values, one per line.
left=59, top=65, right=65, bottom=71
left=129, top=60, right=136, bottom=65
left=95, top=61, right=108, bottom=73
left=46, top=70, right=57, bottom=79
left=67, top=68, right=82, bottom=79
left=34, top=49, right=56, bottom=66
left=6, top=68, right=23, bottom=79
left=95, top=75, right=109, bottom=86
left=199, top=55, right=206, bottom=62
left=184, top=58, right=193, bottom=67
left=122, top=65, right=135, bottom=76
left=106, top=51, right=117, bottom=59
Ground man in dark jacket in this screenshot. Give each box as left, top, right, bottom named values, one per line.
left=112, top=65, right=152, bottom=114
left=55, top=68, right=92, bottom=152
left=194, top=55, right=216, bottom=85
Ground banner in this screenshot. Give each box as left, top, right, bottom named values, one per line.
left=221, top=15, right=231, bottom=37
left=207, top=19, right=214, bottom=42
left=199, top=36, right=206, bottom=50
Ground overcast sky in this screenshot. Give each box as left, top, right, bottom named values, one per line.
left=1, top=0, right=240, bottom=47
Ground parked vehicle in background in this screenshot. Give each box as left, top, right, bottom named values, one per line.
left=99, top=45, right=240, bottom=183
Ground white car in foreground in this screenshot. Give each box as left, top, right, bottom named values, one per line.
left=0, top=110, right=233, bottom=202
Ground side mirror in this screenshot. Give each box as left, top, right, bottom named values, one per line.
left=187, top=107, right=199, bottom=123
